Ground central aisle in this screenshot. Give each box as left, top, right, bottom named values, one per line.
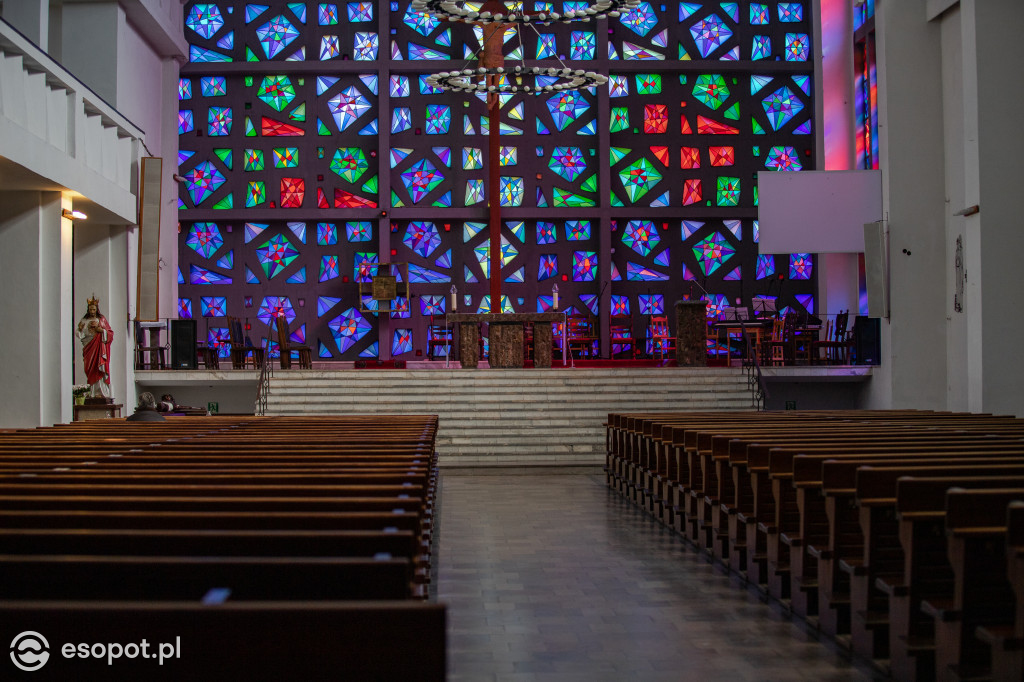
left=436, top=472, right=879, bottom=681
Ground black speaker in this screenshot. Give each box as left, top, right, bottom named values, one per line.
left=852, top=316, right=881, bottom=365
left=170, top=319, right=198, bottom=370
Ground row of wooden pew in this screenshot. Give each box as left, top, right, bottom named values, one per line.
left=0, top=415, right=446, bottom=680
left=606, top=410, right=1024, bottom=682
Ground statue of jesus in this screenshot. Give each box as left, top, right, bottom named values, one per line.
left=76, top=296, right=113, bottom=399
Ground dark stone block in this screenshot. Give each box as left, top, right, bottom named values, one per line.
left=675, top=300, right=708, bottom=367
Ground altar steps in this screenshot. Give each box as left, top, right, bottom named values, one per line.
left=265, top=368, right=751, bottom=467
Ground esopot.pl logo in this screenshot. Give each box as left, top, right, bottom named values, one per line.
left=10, top=631, right=50, bottom=672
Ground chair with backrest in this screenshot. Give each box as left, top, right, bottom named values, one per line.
left=567, top=314, right=598, bottom=359
left=649, top=315, right=675, bottom=360
left=275, top=314, right=312, bottom=369
left=610, top=315, right=637, bottom=359
left=227, top=316, right=266, bottom=370
left=133, top=320, right=166, bottom=370
left=812, top=310, right=852, bottom=365
left=426, top=314, right=452, bottom=361
left=765, top=313, right=798, bottom=365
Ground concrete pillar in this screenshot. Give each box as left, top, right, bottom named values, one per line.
left=0, top=191, right=72, bottom=427
left=870, top=0, right=948, bottom=409
left=961, top=0, right=1024, bottom=416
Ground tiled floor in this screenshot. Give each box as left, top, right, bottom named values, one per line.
left=436, top=472, right=882, bottom=682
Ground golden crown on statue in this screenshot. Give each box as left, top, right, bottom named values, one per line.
left=87, top=295, right=99, bottom=307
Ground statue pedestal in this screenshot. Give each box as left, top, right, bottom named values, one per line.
left=675, top=300, right=708, bottom=367
left=74, top=404, right=122, bottom=421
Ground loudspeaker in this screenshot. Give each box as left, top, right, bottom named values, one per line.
left=863, top=221, right=888, bottom=318
left=852, top=316, right=881, bottom=365
left=136, top=157, right=162, bottom=321
left=170, top=319, right=198, bottom=370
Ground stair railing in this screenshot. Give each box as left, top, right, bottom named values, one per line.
left=254, top=342, right=273, bottom=416
left=737, top=318, right=767, bottom=411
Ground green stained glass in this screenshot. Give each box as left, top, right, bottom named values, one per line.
left=331, top=148, right=368, bottom=183
left=580, top=175, right=598, bottom=193
left=610, top=147, right=631, bottom=165
left=257, top=75, right=296, bottom=112
left=243, top=149, right=264, bottom=171
left=693, top=74, right=730, bottom=111
left=610, top=108, right=629, bottom=133
left=244, top=117, right=257, bottom=137
left=214, top=149, right=233, bottom=169
left=716, top=177, right=741, bottom=206
left=246, top=46, right=259, bottom=62
left=288, top=103, right=306, bottom=122
left=361, top=175, right=378, bottom=194
left=212, top=193, right=234, bottom=209
left=272, top=147, right=299, bottom=168
left=635, top=74, right=662, bottom=95
left=723, top=102, right=740, bottom=120
left=618, top=158, right=662, bottom=203
left=553, top=188, right=595, bottom=207
left=317, top=118, right=331, bottom=136
left=246, top=181, right=266, bottom=207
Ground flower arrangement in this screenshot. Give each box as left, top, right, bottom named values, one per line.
left=72, top=385, right=89, bottom=404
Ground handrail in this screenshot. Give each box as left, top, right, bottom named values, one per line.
left=254, top=342, right=273, bottom=416
left=736, top=318, right=769, bottom=411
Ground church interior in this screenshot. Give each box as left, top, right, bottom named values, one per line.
left=0, top=0, right=1022, bottom=679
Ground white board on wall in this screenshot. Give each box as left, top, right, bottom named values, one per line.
left=757, top=170, right=882, bottom=254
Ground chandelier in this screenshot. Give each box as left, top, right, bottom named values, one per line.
left=417, top=0, right=640, bottom=94
left=411, top=0, right=641, bottom=24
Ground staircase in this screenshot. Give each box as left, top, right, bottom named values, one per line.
left=266, top=367, right=751, bottom=467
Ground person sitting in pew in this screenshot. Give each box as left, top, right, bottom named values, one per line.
left=126, top=392, right=165, bottom=422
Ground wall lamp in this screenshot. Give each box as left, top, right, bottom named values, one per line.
left=62, top=209, right=87, bottom=220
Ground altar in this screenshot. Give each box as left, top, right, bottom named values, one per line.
left=446, top=313, right=567, bottom=369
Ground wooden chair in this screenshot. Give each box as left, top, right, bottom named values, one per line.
left=812, top=310, right=852, bottom=365
left=133, top=321, right=166, bottom=370
left=227, top=316, right=266, bottom=370
left=610, top=315, right=637, bottom=359
left=426, top=315, right=451, bottom=361
left=762, top=317, right=786, bottom=366
left=649, top=316, right=675, bottom=360
left=275, top=315, right=312, bottom=369
left=567, top=315, right=598, bottom=359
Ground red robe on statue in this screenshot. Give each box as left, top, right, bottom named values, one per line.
left=81, top=315, right=113, bottom=387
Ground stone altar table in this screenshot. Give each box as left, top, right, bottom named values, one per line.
left=446, top=313, right=567, bottom=368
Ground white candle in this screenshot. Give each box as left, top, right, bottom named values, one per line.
left=552, top=291, right=559, bottom=310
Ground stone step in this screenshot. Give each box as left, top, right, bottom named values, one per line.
left=264, top=368, right=754, bottom=464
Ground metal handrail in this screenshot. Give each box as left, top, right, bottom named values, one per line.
left=254, top=342, right=273, bottom=416
left=736, top=318, right=769, bottom=411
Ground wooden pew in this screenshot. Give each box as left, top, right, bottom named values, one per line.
left=922, top=487, right=1024, bottom=681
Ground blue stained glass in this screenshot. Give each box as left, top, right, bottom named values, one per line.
left=200, top=76, right=227, bottom=97
left=190, top=46, right=232, bottom=63
left=619, top=2, right=658, bottom=37
left=317, top=222, right=337, bottom=245
left=537, top=222, right=557, bottom=245
left=690, top=13, right=732, bottom=58
left=256, top=15, right=300, bottom=59
left=425, top=105, right=451, bottom=134
left=391, top=108, right=412, bottom=134
left=346, top=221, right=372, bottom=242
left=354, top=32, right=379, bottom=60
left=390, top=75, right=410, bottom=97
left=779, top=3, right=803, bottom=22
left=186, top=4, right=224, bottom=39
left=784, top=33, right=809, bottom=62
left=750, top=4, right=769, bottom=24
left=347, top=2, right=373, bottom=21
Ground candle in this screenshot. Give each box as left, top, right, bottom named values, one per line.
left=450, top=285, right=457, bottom=312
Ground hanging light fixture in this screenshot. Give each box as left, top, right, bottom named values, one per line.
left=417, top=0, right=640, bottom=95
